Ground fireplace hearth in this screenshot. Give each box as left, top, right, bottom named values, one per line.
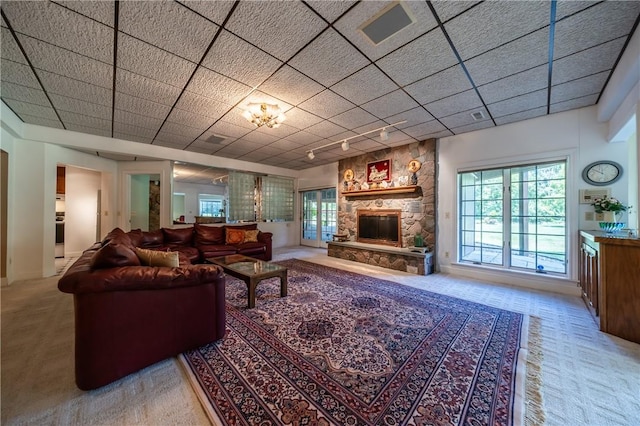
left=357, top=209, right=402, bottom=247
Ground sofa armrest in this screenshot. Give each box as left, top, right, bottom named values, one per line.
left=59, top=264, right=224, bottom=295
left=257, top=231, right=273, bottom=261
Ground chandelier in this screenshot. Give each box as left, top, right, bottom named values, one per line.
left=242, top=103, right=286, bottom=129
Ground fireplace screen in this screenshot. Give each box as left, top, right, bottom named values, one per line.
left=357, top=209, right=402, bottom=247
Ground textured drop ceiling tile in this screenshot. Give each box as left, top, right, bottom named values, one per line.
left=0, top=60, right=40, bottom=89
left=330, top=65, right=397, bottom=105
left=329, top=107, right=378, bottom=129
left=16, top=113, right=63, bottom=128
left=396, top=120, right=446, bottom=139
left=423, top=129, right=453, bottom=140
left=451, top=120, right=494, bottom=134
left=254, top=122, right=299, bottom=139
left=335, top=1, right=438, bottom=62
left=553, top=1, right=640, bottom=59
left=116, top=69, right=182, bottom=106
left=464, top=28, right=549, bottom=86
left=154, top=131, right=193, bottom=147
left=184, top=144, right=214, bottom=155
left=175, top=91, right=232, bottom=121
left=3, top=99, right=59, bottom=120
left=57, top=110, right=111, bottom=129
left=65, top=124, right=111, bottom=137
left=114, top=92, right=170, bottom=120
left=198, top=130, right=235, bottom=146
left=49, top=94, right=111, bottom=119
left=119, top=1, right=218, bottom=63
left=289, top=28, right=369, bottom=87
left=241, top=131, right=279, bottom=145
left=494, top=107, right=547, bottom=126
left=477, top=65, right=548, bottom=104
left=37, top=70, right=112, bottom=107
left=440, top=107, right=490, bottom=129
left=306, top=120, right=348, bottom=139
left=219, top=106, right=263, bottom=130
left=298, top=90, right=355, bottom=119
left=555, top=0, right=596, bottom=20
left=113, top=122, right=157, bottom=139
left=405, top=65, right=472, bottom=105
left=215, top=140, right=264, bottom=156
left=361, top=90, right=419, bottom=119
left=282, top=107, right=326, bottom=131
left=550, top=94, right=598, bottom=114
left=225, top=1, right=326, bottom=62
left=2, top=1, right=113, bottom=63
left=56, top=1, right=114, bottom=26
left=352, top=138, right=387, bottom=151
left=431, top=1, right=481, bottom=23
left=161, top=122, right=208, bottom=140
left=267, top=138, right=306, bottom=151
left=258, top=65, right=324, bottom=106
left=1, top=27, right=27, bottom=63
left=552, top=38, right=624, bottom=85
left=1, top=82, right=50, bottom=106
left=488, top=89, right=547, bottom=118
left=203, top=120, right=251, bottom=139
left=425, top=90, right=483, bottom=118
left=251, top=145, right=286, bottom=156
left=179, top=1, right=236, bottom=25
left=117, top=33, right=196, bottom=88
left=282, top=130, right=323, bottom=145
left=376, top=29, right=457, bottom=86
left=551, top=71, right=609, bottom=104
left=187, top=67, right=252, bottom=105
left=113, top=131, right=153, bottom=144
left=445, top=0, right=549, bottom=60
left=114, top=109, right=164, bottom=130
left=201, top=30, right=283, bottom=88
left=306, top=1, right=356, bottom=22
left=166, top=108, right=216, bottom=130
left=385, top=107, right=433, bottom=129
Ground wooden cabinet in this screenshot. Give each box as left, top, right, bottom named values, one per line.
left=579, top=231, right=640, bottom=344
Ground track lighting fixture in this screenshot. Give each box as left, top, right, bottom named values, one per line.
left=380, top=128, right=389, bottom=141
left=307, top=151, right=315, bottom=160
left=341, top=140, right=349, bottom=151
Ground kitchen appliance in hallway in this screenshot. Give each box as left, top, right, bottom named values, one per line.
left=55, top=195, right=65, bottom=258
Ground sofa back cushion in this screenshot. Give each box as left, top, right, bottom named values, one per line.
left=140, top=229, right=164, bottom=248
left=90, top=242, right=141, bottom=269
left=101, top=227, right=129, bottom=246
left=162, top=227, right=194, bottom=246
left=127, top=229, right=144, bottom=247
left=194, top=224, right=224, bottom=245
left=135, top=248, right=180, bottom=267
left=224, top=224, right=258, bottom=232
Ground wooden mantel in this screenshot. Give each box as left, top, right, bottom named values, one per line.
left=342, top=185, right=419, bottom=198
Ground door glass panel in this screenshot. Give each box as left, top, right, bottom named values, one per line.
left=302, top=191, right=317, bottom=241
left=320, top=188, right=337, bottom=242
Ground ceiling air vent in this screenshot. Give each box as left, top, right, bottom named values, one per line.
left=359, top=1, right=415, bottom=46
left=206, top=134, right=227, bottom=144
left=470, top=111, right=485, bottom=121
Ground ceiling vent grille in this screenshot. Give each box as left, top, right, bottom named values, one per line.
left=359, top=1, right=415, bottom=46
left=471, top=111, right=485, bottom=121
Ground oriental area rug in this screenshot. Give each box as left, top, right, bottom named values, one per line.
left=181, top=259, right=544, bottom=426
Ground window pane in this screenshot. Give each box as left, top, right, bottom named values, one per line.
left=262, top=176, right=294, bottom=222
left=228, top=171, right=256, bottom=222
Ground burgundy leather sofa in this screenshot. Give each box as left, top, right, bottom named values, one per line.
left=127, top=223, right=273, bottom=263
left=58, top=228, right=226, bottom=390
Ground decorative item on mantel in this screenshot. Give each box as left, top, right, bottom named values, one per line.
left=408, top=159, right=421, bottom=185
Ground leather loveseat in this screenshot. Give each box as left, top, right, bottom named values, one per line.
left=58, top=228, right=226, bottom=390
left=127, top=223, right=272, bottom=263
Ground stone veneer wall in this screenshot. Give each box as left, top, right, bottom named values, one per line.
left=338, top=139, right=437, bottom=251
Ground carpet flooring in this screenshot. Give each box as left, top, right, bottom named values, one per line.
left=1, top=247, right=639, bottom=425
left=182, top=259, right=541, bottom=425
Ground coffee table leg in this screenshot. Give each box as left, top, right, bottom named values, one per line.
left=280, top=270, right=287, bottom=297
left=247, top=278, right=257, bottom=309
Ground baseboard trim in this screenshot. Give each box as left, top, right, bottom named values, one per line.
left=440, top=264, right=580, bottom=296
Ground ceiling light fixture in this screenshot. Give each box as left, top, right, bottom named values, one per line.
left=305, top=120, right=406, bottom=160
left=242, top=102, right=286, bottom=128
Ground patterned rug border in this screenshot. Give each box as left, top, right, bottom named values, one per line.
left=179, top=258, right=545, bottom=426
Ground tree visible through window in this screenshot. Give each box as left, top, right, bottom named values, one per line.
left=459, top=160, right=567, bottom=274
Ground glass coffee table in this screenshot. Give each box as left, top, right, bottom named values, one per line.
left=207, top=254, right=287, bottom=308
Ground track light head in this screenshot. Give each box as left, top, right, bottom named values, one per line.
left=380, top=128, right=389, bottom=141
left=341, top=140, right=349, bottom=151
left=307, top=151, right=315, bottom=160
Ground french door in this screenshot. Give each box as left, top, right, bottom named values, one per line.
left=301, top=188, right=337, bottom=247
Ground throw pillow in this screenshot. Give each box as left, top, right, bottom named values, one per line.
left=135, top=248, right=180, bottom=268
left=226, top=228, right=245, bottom=245
left=243, top=229, right=259, bottom=243
left=90, top=242, right=141, bottom=269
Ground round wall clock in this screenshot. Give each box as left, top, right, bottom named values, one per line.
left=582, top=161, right=623, bottom=186
left=343, top=169, right=354, bottom=181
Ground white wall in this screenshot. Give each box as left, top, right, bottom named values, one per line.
left=438, top=106, right=629, bottom=294
left=298, top=162, right=339, bottom=190
left=65, top=166, right=102, bottom=256
left=130, top=174, right=150, bottom=231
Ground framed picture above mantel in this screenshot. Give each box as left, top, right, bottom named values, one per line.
left=367, top=159, right=391, bottom=183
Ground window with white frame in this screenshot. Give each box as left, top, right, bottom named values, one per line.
left=459, top=160, right=567, bottom=274
left=198, top=194, right=224, bottom=217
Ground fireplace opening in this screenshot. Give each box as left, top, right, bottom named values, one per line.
left=357, top=209, right=402, bottom=247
